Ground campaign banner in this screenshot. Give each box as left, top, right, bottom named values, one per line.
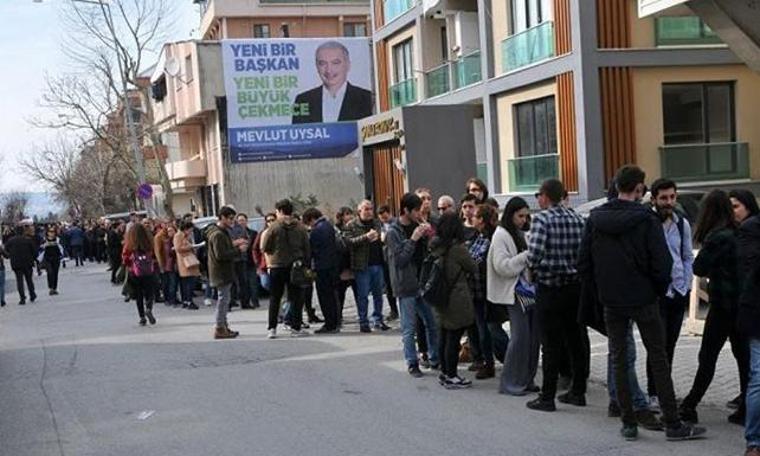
left=222, top=38, right=373, bottom=163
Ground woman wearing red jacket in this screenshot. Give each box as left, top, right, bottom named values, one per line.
left=123, top=223, right=158, bottom=326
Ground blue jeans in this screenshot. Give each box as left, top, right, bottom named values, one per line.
left=161, top=272, right=179, bottom=304
left=746, top=338, right=760, bottom=447
left=355, top=265, right=385, bottom=327
left=0, top=269, right=5, bottom=304
left=399, top=296, right=439, bottom=367
left=608, top=323, right=650, bottom=411
left=180, top=276, right=198, bottom=304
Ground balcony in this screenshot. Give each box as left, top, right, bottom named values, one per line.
left=659, top=142, right=749, bottom=183
left=424, top=51, right=482, bottom=98
left=390, top=78, right=417, bottom=108
left=507, top=154, right=559, bottom=192
left=501, top=21, right=555, bottom=73
left=165, top=159, right=207, bottom=182
left=655, top=16, right=722, bottom=46
left=383, top=0, right=415, bottom=24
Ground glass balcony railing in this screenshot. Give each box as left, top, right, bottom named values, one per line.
left=655, top=16, right=721, bottom=46
left=660, top=142, right=749, bottom=183
left=383, top=0, right=415, bottom=24
left=452, top=50, right=482, bottom=90
left=507, top=153, right=559, bottom=192
left=390, top=78, right=417, bottom=108
left=501, top=21, right=555, bottom=73
left=425, top=64, right=450, bottom=98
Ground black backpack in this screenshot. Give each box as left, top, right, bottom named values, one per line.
left=419, top=248, right=457, bottom=309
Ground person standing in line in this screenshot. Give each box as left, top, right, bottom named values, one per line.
left=680, top=190, right=749, bottom=426
left=68, top=222, right=85, bottom=267
left=466, top=177, right=489, bottom=205
left=122, top=223, right=157, bottom=327
left=489, top=197, right=537, bottom=396
left=430, top=212, right=477, bottom=389
left=42, top=226, right=64, bottom=296
left=302, top=208, right=340, bottom=334
left=525, top=179, right=588, bottom=412
left=5, top=225, right=38, bottom=305
left=107, top=222, right=125, bottom=284
left=239, top=214, right=261, bottom=309
left=252, top=214, right=276, bottom=296
left=645, top=179, right=694, bottom=411
left=377, top=204, right=399, bottom=322
left=578, top=165, right=705, bottom=441
left=335, top=207, right=357, bottom=326
left=386, top=193, right=439, bottom=378
left=154, top=225, right=178, bottom=307
left=414, top=188, right=437, bottom=367
left=175, top=221, right=201, bottom=310
left=730, top=190, right=760, bottom=226
left=230, top=213, right=254, bottom=310
left=344, top=200, right=390, bottom=333
left=206, top=206, right=245, bottom=339
left=261, top=199, right=311, bottom=339
left=0, top=238, right=6, bottom=307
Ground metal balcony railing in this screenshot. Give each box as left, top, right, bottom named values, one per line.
left=424, top=50, right=482, bottom=98
left=390, top=77, right=417, bottom=108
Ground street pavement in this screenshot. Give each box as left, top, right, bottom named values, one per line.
left=0, top=262, right=747, bottom=456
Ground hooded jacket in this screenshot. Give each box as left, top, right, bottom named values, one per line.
left=261, top=217, right=310, bottom=269
left=737, top=215, right=760, bottom=338
left=206, top=224, right=239, bottom=287
left=577, top=199, right=672, bottom=308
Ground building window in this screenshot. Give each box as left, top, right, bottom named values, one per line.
left=281, top=24, right=290, bottom=38
left=515, top=96, right=557, bottom=156
left=185, top=55, right=194, bottom=83
left=253, top=24, right=271, bottom=38
left=510, top=0, right=549, bottom=34
left=663, top=82, right=735, bottom=145
left=440, top=26, right=448, bottom=60
left=392, top=39, right=414, bottom=83
left=343, top=22, right=367, bottom=37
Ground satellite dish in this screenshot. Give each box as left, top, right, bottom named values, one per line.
left=164, top=57, right=181, bottom=77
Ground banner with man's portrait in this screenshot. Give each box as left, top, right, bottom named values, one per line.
left=221, top=38, right=373, bottom=163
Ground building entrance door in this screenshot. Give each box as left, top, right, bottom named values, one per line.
left=371, top=142, right=405, bottom=215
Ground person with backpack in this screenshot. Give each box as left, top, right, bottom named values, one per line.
left=386, top=193, right=439, bottom=378
left=122, top=223, right=157, bottom=326
left=643, top=179, right=694, bottom=411
left=679, top=190, right=749, bottom=426
left=426, top=212, right=477, bottom=389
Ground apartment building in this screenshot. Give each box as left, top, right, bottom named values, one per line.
left=365, top=0, right=760, bottom=204
left=152, top=0, right=371, bottom=216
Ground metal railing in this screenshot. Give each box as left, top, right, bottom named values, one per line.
left=390, top=77, right=417, bottom=108
left=501, top=21, right=555, bottom=73
left=659, top=142, right=749, bottom=182
left=507, top=153, right=559, bottom=192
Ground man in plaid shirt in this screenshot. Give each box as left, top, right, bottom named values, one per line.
left=526, top=179, right=590, bottom=412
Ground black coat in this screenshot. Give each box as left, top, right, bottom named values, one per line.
left=577, top=199, right=673, bottom=309
left=291, top=83, right=373, bottom=124
left=736, top=216, right=760, bottom=338
left=4, top=235, right=38, bottom=271
left=310, top=217, right=339, bottom=271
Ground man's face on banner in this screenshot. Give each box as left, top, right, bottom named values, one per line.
left=316, top=47, right=350, bottom=91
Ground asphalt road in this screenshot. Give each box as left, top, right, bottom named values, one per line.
left=0, top=263, right=746, bottom=456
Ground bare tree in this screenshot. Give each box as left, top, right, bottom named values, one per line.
left=1, top=192, right=29, bottom=225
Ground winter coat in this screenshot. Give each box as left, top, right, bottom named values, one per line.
left=310, top=217, right=339, bottom=271
left=206, top=224, right=239, bottom=287
left=174, top=231, right=200, bottom=278
left=343, top=218, right=383, bottom=271
left=737, top=215, right=760, bottom=338
left=261, top=218, right=310, bottom=269
left=385, top=220, right=425, bottom=298
left=693, top=227, right=739, bottom=311
left=577, top=199, right=672, bottom=308
left=487, top=226, right=529, bottom=305
left=251, top=230, right=268, bottom=273
left=68, top=227, right=85, bottom=247
left=42, top=237, right=64, bottom=263
left=431, top=241, right=477, bottom=330
left=4, top=235, right=37, bottom=271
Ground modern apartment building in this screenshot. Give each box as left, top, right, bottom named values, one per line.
left=365, top=0, right=760, bottom=204
left=152, top=0, right=371, bottom=216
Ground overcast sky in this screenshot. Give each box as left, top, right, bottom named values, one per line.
left=0, top=0, right=200, bottom=192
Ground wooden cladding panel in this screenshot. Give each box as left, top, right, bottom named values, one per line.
left=600, top=67, right=636, bottom=182
left=371, top=143, right=405, bottom=215
left=553, top=0, right=572, bottom=55
left=596, top=0, right=630, bottom=48
left=556, top=72, right=578, bottom=192
left=376, top=40, right=390, bottom=112
left=374, top=0, right=384, bottom=32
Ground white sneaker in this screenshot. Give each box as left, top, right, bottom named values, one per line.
left=443, top=375, right=472, bottom=390
left=267, top=329, right=277, bottom=339
left=290, top=327, right=310, bottom=338
left=204, top=298, right=214, bottom=307
left=649, top=396, right=661, bottom=414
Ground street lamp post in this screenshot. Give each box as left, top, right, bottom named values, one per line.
left=35, top=0, right=153, bottom=216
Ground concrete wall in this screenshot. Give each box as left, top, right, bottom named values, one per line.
left=403, top=105, right=478, bottom=199
left=494, top=81, right=558, bottom=193
left=420, top=18, right=447, bottom=70
left=224, top=16, right=370, bottom=38
left=631, top=64, right=760, bottom=181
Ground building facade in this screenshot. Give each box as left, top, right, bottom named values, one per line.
left=369, top=0, right=760, bottom=203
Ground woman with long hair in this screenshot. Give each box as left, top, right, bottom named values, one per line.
left=123, top=223, right=158, bottom=326
left=430, top=212, right=477, bottom=389
left=155, top=224, right=178, bottom=307
left=488, top=197, right=539, bottom=396
left=468, top=204, right=507, bottom=379
left=729, top=189, right=760, bottom=225
left=680, top=190, right=749, bottom=425
left=335, top=207, right=357, bottom=326
left=465, top=177, right=490, bottom=204
left=175, top=221, right=201, bottom=310
left=42, top=225, right=64, bottom=296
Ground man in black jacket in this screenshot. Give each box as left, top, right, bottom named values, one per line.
left=303, top=208, right=340, bottom=334
left=291, top=41, right=372, bottom=124
left=5, top=225, right=38, bottom=305
left=578, top=165, right=705, bottom=442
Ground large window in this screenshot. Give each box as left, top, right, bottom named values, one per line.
left=663, top=82, right=735, bottom=145
left=510, top=0, right=550, bottom=34
left=253, top=24, right=271, bottom=38
left=392, top=39, right=414, bottom=83
left=515, top=96, right=557, bottom=156
left=343, top=22, right=367, bottom=37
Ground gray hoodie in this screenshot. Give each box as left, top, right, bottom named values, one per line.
left=385, top=220, right=425, bottom=298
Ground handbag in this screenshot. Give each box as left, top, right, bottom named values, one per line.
left=515, top=275, right=536, bottom=313
left=290, top=259, right=315, bottom=288
left=182, top=253, right=200, bottom=269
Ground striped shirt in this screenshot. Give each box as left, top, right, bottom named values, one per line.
left=527, top=205, right=585, bottom=287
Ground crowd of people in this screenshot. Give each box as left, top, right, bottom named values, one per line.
left=3, top=165, right=760, bottom=451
